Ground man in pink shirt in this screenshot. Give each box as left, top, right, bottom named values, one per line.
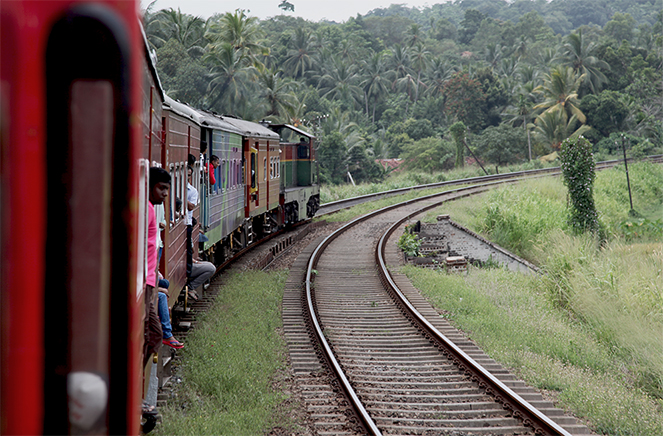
left=144, top=167, right=171, bottom=367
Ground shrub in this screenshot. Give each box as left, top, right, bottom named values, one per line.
left=559, top=136, right=600, bottom=234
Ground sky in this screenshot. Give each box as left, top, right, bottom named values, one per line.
left=143, top=0, right=439, bottom=23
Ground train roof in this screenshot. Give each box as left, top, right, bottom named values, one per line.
left=163, top=95, right=203, bottom=125
left=140, top=22, right=164, bottom=101
left=268, top=124, right=316, bottom=140
left=195, top=110, right=244, bottom=135
left=221, top=117, right=280, bottom=141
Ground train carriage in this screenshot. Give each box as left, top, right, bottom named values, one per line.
left=196, top=111, right=245, bottom=261
left=0, top=1, right=156, bottom=434
left=223, top=118, right=282, bottom=239
left=162, top=96, right=202, bottom=300
left=269, top=124, right=320, bottom=223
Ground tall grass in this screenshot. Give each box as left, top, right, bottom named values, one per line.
left=155, top=270, right=297, bottom=436
left=405, top=161, right=663, bottom=434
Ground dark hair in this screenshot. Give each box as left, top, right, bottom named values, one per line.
left=149, top=167, right=171, bottom=189
left=211, top=155, right=219, bottom=163
left=188, top=153, right=196, bottom=166
left=175, top=198, right=182, bottom=212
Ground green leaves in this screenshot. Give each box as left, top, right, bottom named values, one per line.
left=559, top=136, right=600, bottom=234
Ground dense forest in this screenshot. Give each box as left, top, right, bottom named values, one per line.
left=143, top=0, right=663, bottom=184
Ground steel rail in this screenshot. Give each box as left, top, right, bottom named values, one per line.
left=304, top=180, right=524, bottom=435
left=318, top=155, right=662, bottom=217
left=375, top=203, right=573, bottom=436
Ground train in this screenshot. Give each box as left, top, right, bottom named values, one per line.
left=0, top=1, right=319, bottom=434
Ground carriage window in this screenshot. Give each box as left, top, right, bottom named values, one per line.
left=298, top=144, right=309, bottom=159
left=250, top=153, right=256, bottom=189
left=263, top=157, right=267, bottom=181
left=220, top=160, right=225, bottom=192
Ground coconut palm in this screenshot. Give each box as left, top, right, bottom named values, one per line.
left=206, top=9, right=267, bottom=64
left=317, top=56, right=362, bottom=108
left=404, top=23, right=423, bottom=48
left=533, top=65, right=586, bottom=124
left=530, top=107, right=591, bottom=150
left=425, top=57, right=456, bottom=98
left=562, top=29, right=609, bottom=95
left=204, top=42, right=253, bottom=114
left=256, top=68, right=298, bottom=120
left=389, top=44, right=411, bottom=79
left=284, top=27, right=317, bottom=79
left=502, top=88, right=538, bottom=160
left=360, top=51, right=394, bottom=123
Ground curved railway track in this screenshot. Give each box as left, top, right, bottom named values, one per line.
left=285, top=180, right=592, bottom=435
left=317, top=155, right=663, bottom=217
left=168, top=156, right=660, bottom=431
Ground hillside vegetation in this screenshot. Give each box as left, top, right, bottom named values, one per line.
left=144, top=0, right=662, bottom=185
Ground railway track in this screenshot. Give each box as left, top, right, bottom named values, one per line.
left=285, top=181, right=592, bottom=435
left=317, top=155, right=663, bottom=216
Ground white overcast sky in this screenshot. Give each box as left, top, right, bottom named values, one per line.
left=143, top=0, right=439, bottom=23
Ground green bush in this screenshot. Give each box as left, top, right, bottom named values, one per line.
left=560, top=136, right=600, bottom=234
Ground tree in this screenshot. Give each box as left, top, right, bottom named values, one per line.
left=442, top=72, right=486, bottom=131
left=283, top=27, right=316, bottom=79
left=360, top=51, right=394, bottom=123
left=256, top=68, right=297, bottom=120
left=317, top=131, right=347, bottom=185
left=534, top=65, right=585, bottom=124
left=559, top=136, right=599, bottom=234
left=155, top=40, right=208, bottom=106
left=579, top=90, right=629, bottom=139
left=204, top=42, right=253, bottom=114
left=206, top=9, right=267, bottom=64
left=449, top=121, right=467, bottom=168
left=603, top=12, right=636, bottom=43
left=459, top=9, right=485, bottom=45
left=562, top=29, right=609, bottom=95
left=474, top=124, right=528, bottom=168
left=530, top=107, right=591, bottom=151
left=278, top=1, right=295, bottom=12
left=400, top=137, right=455, bottom=172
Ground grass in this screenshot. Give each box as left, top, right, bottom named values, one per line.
left=154, top=270, right=301, bottom=436
left=403, top=161, right=663, bottom=434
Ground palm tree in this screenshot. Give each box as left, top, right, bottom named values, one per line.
left=562, top=29, right=609, bottom=95
left=205, top=9, right=267, bottom=64
left=533, top=65, right=586, bottom=124
left=530, top=107, right=591, bottom=150
left=502, top=88, right=538, bottom=160
left=317, top=56, right=362, bottom=108
left=284, top=27, right=316, bottom=79
left=204, top=42, right=253, bottom=114
left=425, top=57, right=456, bottom=98
left=404, top=23, right=423, bottom=48
left=153, top=8, right=206, bottom=56
left=360, top=51, right=394, bottom=123
left=389, top=44, right=411, bottom=79
left=409, top=43, right=430, bottom=103
left=533, top=47, right=560, bottom=70
left=256, top=68, right=298, bottom=120
left=484, top=43, right=503, bottom=69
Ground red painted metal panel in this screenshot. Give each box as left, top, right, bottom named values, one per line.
left=0, top=1, right=147, bottom=434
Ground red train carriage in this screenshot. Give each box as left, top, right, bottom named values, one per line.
left=223, top=118, right=281, bottom=240
left=161, top=96, right=202, bottom=303
left=1, top=1, right=157, bottom=434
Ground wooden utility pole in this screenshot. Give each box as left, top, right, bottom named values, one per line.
left=620, top=134, right=634, bottom=212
